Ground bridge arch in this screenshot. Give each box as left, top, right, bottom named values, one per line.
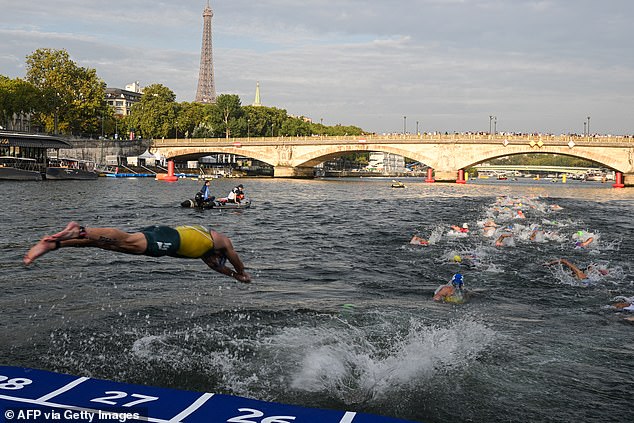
left=455, top=146, right=624, bottom=171
left=161, top=146, right=277, bottom=167
left=292, top=144, right=435, bottom=168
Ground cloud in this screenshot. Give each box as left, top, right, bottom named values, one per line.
left=0, top=0, right=632, bottom=134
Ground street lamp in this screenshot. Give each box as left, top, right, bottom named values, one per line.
left=584, top=122, right=587, bottom=136
left=175, top=121, right=178, bottom=141
left=586, top=116, right=591, bottom=137
left=247, top=118, right=250, bottom=139
left=403, top=116, right=407, bottom=135
left=489, top=115, right=497, bottom=135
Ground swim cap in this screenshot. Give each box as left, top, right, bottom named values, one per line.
left=462, top=223, right=469, bottom=229
left=577, top=230, right=583, bottom=236
left=452, top=273, right=464, bottom=287
left=453, top=255, right=462, bottom=263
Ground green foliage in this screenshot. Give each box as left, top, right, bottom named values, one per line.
left=0, top=75, right=43, bottom=129
left=128, top=84, right=178, bottom=138
left=490, top=153, right=597, bottom=167
left=25, top=48, right=107, bottom=135
left=213, top=94, right=243, bottom=138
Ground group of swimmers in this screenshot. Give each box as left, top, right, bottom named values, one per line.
left=410, top=194, right=630, bottom=313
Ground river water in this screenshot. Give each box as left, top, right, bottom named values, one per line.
left=1, top=177, right=633, bottom=423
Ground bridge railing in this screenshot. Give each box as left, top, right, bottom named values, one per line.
left=152, top=133, right=634, bottom=147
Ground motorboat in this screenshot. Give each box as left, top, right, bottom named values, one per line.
left=181, top=196, right=252, bottom=210
left=0, top=156, right=42, bottom=181
left=46, top=158, right=98, bottom=180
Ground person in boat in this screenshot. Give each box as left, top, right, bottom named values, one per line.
left=23, top=222, right=251, bottom=283
left=543, top=258, right=608, bottom=280
left=433, top=273, right=466, bottom=303
left=196, top=180, right=215, bottom=206
left=227, top=184, right=245, bottom=204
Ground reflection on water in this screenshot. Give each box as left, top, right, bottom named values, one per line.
left=1, top=177, right=633, bottom=423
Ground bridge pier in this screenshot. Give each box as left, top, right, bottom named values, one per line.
left=621, top=173, right=634, bottom=187
left=273, top=166, right=315, bottom=178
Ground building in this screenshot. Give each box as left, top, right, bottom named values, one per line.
left=366, top=152, right=406, bottom=173
left=105, top=85, right=142, bottom=117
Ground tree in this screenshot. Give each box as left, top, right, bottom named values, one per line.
left=25, top=48, right=107, bottom=136
left=128, top=84, right=177, bottom=138
left=212, top=94, right=243, bottom=138
left=280, top=116, right=311, bottom=136
left=178, top=102, right=214, bottom=138
left=0, top=75, right=44, bottom=130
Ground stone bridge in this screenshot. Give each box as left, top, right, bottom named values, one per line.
left=150, top=134, right=634, bottom=185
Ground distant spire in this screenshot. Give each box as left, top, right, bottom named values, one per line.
left=252, top=81, right=262, bottom=106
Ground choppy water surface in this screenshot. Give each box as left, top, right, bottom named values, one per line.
left=1, top=177, right=633, bottom=423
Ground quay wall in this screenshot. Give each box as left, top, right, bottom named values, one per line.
left=53, top=139, right=152, bottom=163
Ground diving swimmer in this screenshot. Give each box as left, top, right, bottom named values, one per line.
left=23, top=221, right=251, bottom=283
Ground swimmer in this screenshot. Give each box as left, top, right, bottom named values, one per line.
left=433, top=273, right=465, bottom=303
left=611, top=297, right=634, bottom=312
left=575, top=236, right=595, bottom=249
left=23, top=221, right=252, bottom=283
left=482, top=219, right=498, bottom=237
left=530, top=227, right=545, bottom=242
left=495, top=232, right=513, bottom=247
left=409, top=235, right=429, bottom=246
left=450, top=223, right=469, bottom=233
left=544, top=259, right=587, bottom=279
left=543, top=259, right=608, bottom=280
left=516, top=210, right=526, bottom=219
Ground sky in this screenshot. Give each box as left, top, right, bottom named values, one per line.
left=1, top=0, right=633, bottom=135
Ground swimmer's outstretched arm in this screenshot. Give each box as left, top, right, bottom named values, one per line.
left=205, top=231, right=251, bottom=283
left=544, top=259, right=586, bottom=279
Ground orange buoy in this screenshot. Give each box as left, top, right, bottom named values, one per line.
left=456, top=169, right=466, bottom=184
left=425, top=167, right=435, bottom=183
left=157, top=160, right=178, bottom=182
left=613, top=171, right=624, bottom=188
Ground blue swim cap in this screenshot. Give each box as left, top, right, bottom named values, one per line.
left=452, top=273, right=464, bottom=287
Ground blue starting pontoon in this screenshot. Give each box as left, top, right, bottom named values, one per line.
left=0, top=366, right=416, bottom=423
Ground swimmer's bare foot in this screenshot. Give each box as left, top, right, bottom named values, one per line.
left=23, top=239, right=57, bottom=265
left=43, top=221, right=81, bottom=242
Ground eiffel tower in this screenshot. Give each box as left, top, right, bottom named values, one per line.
left=195, top=1, right=217, bottom=103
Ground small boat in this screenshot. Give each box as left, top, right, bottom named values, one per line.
left=391, top=180, right=406, bottom=188
left=181, top=197, right=252, bottom=210
left=0, top=156, right=42, bottom=181
left=46, top=158, right=98, bottom=180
